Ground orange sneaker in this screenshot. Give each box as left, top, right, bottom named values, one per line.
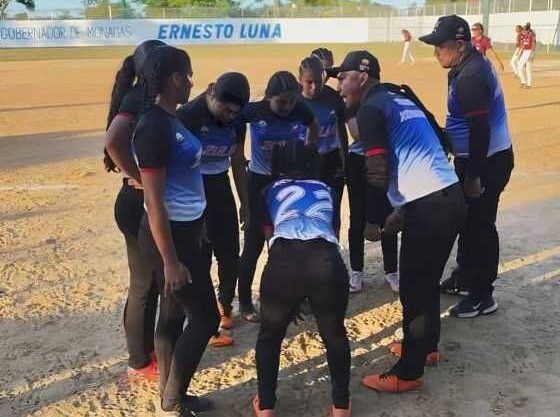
left=127, top=359, right=159, bottom=382
left=219, top=303, right=234, bottom=330
left=208, top=332, right=234, bottom=348
left=388, top=342, right=441, bottom=366
left=252, top=396, right=276, bottom=417
left=331, top=402, right=352, bottom=417
left=362, top=373, right=422, bottom=393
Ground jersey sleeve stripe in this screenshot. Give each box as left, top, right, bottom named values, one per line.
left=117, top=112, right=135, bottom=120
left=464, top=109, right=490, bottom=118
left=365, top=148, right=388, bottom=157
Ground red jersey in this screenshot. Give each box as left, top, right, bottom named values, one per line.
left=521, top=30, right=536, bottom=50
left=515, top=32, right=522, bottom=48
left=472, top=36, right=492, bottom=55
left=403, top=31, right=412, bottom=42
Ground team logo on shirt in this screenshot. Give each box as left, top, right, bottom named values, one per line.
left=176, top=132, right=185, bottom=143
left=200, top=126, right=210, bottom=133
left=258, top=120, right=268, bottom=127
left=359, top=59, right=370, bottom=72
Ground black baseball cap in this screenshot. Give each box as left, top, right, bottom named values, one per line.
left=419, top=15, right=471, bottom=46
left=326, top=51, right=380, bottom=80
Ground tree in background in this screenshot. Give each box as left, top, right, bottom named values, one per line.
left=134, top=0, right=236, bottom=6
left=85, top=0, right=137, bottom=18
left=0, top=0, right=35, bottom=19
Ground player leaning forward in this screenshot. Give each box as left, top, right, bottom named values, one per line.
left=420, top=15, right=515, bottom=318
left=332, top=51, right=466, bottom=392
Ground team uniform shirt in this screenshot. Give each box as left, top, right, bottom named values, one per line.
left=299, top=86, right=345, bottom=155
left=133, top=105, right=206, bottom=221
left=345, top=106, right=365, bottom=156
left=241, top=100, right=314, bottom=175
left=177, top=94, right=246, bottom=175
left=446, top=49, right=512, bottom=158
left=521, top=30, right=536, bottom=50
left=358, top=84, right=458, bottom=208
left=263, top=179, right=338, bottom=246
left=516, top=32, right=523, bottom=49
left=472, top=35, right=492, bottom=55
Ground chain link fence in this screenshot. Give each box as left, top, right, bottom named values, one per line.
left=3, top=1, right=560, bottom=21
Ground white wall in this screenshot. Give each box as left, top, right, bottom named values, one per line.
left=0, top=18, right=368, bottom=48
left=0, top=11, right=558, bottom=48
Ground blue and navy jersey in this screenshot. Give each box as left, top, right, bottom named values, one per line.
left=241, top=100, right=314, bottom=176
left=133, top=106, right=206, bottom=221
left=177, top=94, right=245, bottom=175
left=344, top=105, right=365, bottom=156
left=358, top=85, right=458, bottom=207
left=446, top=50, right=512, bottom=158
left=264, top=179, right=338, bottom=246
left=299, top=86, right=345, bottom=155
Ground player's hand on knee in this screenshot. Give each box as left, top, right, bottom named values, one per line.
left=383, top=208, right=405, bottom=235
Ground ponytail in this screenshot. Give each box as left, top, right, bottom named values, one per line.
left=106, top=55, right=136, bottom=129
left=104, top=54, right=136, bottom=173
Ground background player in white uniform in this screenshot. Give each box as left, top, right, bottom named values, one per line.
left=517, top=22, right=536, bottom=89
left=401, top=29, right=415, bottom=64
left=510, top=25, right=524, bottom=77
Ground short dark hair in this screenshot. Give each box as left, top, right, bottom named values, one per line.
left=213, top=72, right=250, bottom=107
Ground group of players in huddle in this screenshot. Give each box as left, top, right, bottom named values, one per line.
left=104, top=13, right=514, bottom=416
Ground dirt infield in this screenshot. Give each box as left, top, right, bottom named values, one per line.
left=1, top=44, right=560, bottom=417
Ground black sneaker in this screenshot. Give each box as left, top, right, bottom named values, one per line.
left=440, top=268, right=471, bottom=296
left=185, top=395, right=214, bottom=413
left=240, top=304, right=260, bottom=323
left=158, top=401, right=197, bottom=417
left=449, top=295, right=499, bottom=318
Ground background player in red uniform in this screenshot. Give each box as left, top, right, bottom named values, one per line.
left=517, top=22, right=536, bottom=89
left=510, top=25, right=524, bottom=77
left=400, top=29, right=415, bottom=65
left=470, top=23, right=504, bottom=72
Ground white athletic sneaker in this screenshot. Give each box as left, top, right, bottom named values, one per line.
left=349, top=270, right=364, bottom=293
left=385, top=272, right=400, bottom=293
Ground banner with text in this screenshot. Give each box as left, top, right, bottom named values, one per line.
left=0, top=18, right=368, bottom=48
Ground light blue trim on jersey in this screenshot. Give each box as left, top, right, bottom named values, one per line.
left=248, top=120, right=303, bottom=175
left=348, top=139, right=365, bottom=155
left=446, top=57, right=512, bottom=158
left=197, top=124, right=238, bottom=175
left=160, top=119, right=206, bottom=221
left=377, top=92, right=458, bottom=207
left=266, top=179, right=339, bottom=247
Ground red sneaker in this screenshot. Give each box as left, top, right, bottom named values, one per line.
left=209, top=333, right=234, bottom=348
left=252, top=396, right=276, bottom=417
left=362, top=372, right=422, bottom=393
left=388, top=342, right=441, bottom=366
left=219, top=303, right=234, bottom=330
left=127, top=359, right=159, bottom=382
left=331, top=402, right=352, bottom=417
